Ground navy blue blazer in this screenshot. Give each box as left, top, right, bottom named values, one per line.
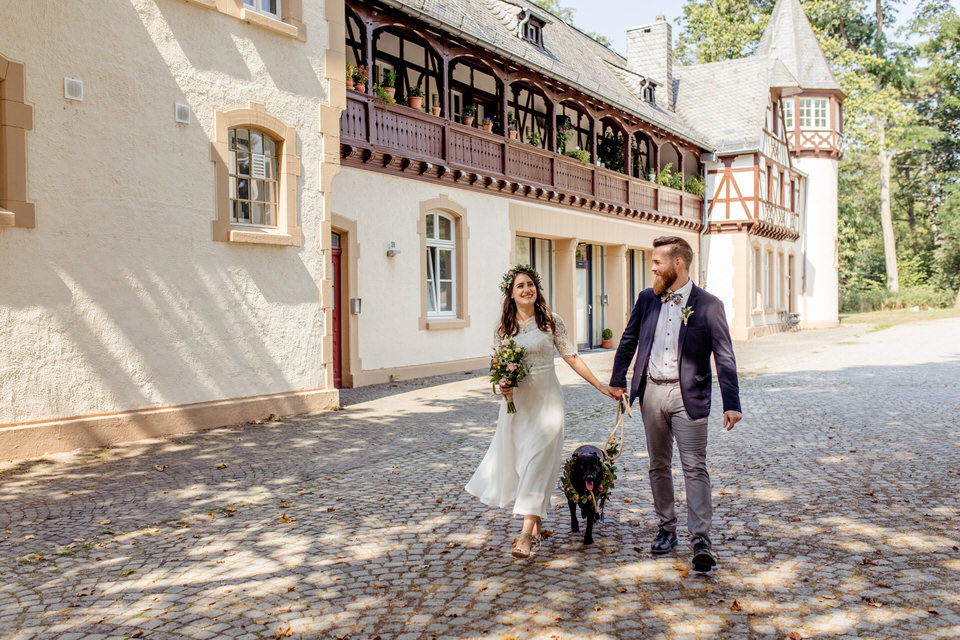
left=609, top=283, right=741, bottom=420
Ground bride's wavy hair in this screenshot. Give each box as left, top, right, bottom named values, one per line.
left=499, top=265, right=556, bottom=337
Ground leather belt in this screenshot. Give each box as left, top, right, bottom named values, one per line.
left=648, top=377, right=679, bottom=384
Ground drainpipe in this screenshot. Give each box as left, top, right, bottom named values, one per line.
left=698, top=152, right=716, bottom=287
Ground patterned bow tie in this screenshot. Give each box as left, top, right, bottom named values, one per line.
left=660, top=291, right=683, bottom=305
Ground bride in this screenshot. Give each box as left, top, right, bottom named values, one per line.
left=465, top=265, right=614, bottom=557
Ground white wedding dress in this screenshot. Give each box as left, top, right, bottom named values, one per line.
left=465, top=313, right=576, bottom=520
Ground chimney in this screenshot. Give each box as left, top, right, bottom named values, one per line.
left=626, top=15, right=673, bottom=110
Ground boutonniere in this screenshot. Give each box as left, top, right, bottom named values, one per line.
left=680, top=306, right=694, bottom=326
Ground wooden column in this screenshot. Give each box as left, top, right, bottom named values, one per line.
left=364, top=19, right=374, bottom=72
left=441, top=54, right=450, bottom=118
left=549, top=97, right=557, bottom=152
left=591, top=120, right=598, bottom=165
left=624, top=129, right=632, bottom=177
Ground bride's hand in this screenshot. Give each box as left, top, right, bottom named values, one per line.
left=498, top=381, right=512, bottom=395
left=597, top=385, right=616, bottom=399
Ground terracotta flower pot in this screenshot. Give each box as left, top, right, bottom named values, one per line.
left=462, top=116, right=474, bottom=126
left=384, top=87, right=395, bottom=99
left=601, top=339, right=612, bottom=349
left=481, top=122, right=493, bottom=132
left=508, top=129, right=518, bottom=139
left=353, top=82, right=365, bottom=92
left=431, top=106, right=442, bottom=116
left=407, top=96, right=424, bottom=110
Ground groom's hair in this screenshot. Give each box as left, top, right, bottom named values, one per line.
left=653, top=236, right=693, bottom=268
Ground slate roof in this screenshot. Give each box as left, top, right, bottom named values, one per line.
left=757, top=0, right=844, bottom=93
left=674, top=56, right=799, bottom=154
left=379, top=0, right=841, bottom=155
left=380, top=0, right=713, bottom=148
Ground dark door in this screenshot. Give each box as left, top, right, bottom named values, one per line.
left=331, top=232, right=343, bottom=388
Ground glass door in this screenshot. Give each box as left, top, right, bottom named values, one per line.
left=575, top=243, right=593, bottom=349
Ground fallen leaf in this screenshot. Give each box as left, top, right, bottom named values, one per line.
left=216, top=463, right=228, bottom=469
left=623, top=497, right=632, bottom=503
left=877, top=581, right=891, bottom=588
left=121, top=569, right=135, bottom=576
left=730, top=600, right=743, bottom=612
left=616, top=587, right=627, bottom=593
left=373, top=583, right=385, bottom=589
left=327, top=507, right=335, bottom=512
left=787, top=632, right=806, bottom=640
left=541, top=530, right=554, bottom=538
left=274, top=627, right=293, bottom=639
left=594, top=605, right=602, bottom=611
left=478, top=585, right=488, bottom=591
left=98, top=520, right=111, bottom=525
left=153, top=465, right=167, bottom=472
left=280, top=513, right=291, bottom=523
left=277, top=605, right=292, bottom=613
left=129, top=632, right=144, bottom=639
left=928, top=609, right=940, bottom=615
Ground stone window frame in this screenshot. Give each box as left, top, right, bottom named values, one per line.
left=211, top=102, right=301, bottom=246
left=181, top=0, right=305, bottom=41
left=0, top=53, right=35, bottom=229
left=418, top=195, right=470, bottom=331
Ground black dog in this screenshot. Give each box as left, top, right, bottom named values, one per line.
left=565, top=445, right=607, bottom=545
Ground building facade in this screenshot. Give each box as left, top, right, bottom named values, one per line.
left=0, top=0, right=842, bottom=457
left=0, top=0, right=346, bottom=457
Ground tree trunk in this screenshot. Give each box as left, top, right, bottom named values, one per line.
left=879, top=123, right=899, bottom=293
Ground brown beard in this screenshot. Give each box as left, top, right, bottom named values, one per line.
left=653, top=267, right=678, bottom=296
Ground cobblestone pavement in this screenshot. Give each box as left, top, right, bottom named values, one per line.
left=2, top=319, right=959, bottom=640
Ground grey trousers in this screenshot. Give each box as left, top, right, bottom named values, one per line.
left=640, top=379, right=712, bottom=548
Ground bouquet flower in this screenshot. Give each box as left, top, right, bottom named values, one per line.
left=490, top=334, right=529, bottom=413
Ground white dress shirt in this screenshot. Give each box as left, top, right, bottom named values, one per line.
left=648, top=278, right=693, bottom=381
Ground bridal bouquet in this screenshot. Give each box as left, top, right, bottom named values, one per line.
left=490, top=335, right=529, bottom=413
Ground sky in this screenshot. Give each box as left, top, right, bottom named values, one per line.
left=561, top=0, right=960, bottom=57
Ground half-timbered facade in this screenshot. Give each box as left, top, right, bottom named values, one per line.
left=329, top=0, right=843, bottom=381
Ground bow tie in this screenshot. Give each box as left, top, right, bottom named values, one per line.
left=660, top=292, right=683, bottom=305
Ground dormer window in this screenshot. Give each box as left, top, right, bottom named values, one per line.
left=642, top=83, right=656, bottom=104
left=520, top=12, right=546, bottom=48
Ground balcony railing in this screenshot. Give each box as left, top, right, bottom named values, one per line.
left=340, top=92, right=703, bottom=225
left=759, top=200, right=800, bottom=235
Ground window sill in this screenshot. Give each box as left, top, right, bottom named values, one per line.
left=425, top=317, right=470, bottom=331
left=241, top=8, right=299, bottom=39
left=0, top=209, right=15, bottom=227
left=228, top=227, right=300, bottom=246
left=181, top=0, right=217, bottom=9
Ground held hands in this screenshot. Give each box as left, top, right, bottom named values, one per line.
left=596, top=385, right=617, bottom=399
left=610, top=387, right=627, bottom=402
left=723, top=410, right=743, bottom=431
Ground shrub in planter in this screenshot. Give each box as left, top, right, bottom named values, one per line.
left=527, top=130, right=542, bottom=147
left=461, top=105, right=475, bottom=126
left=407, top=86, right=425, bottom=110
left=565, top=149, right=590, bottom=164
left=684, top=174, right=705, bottom=196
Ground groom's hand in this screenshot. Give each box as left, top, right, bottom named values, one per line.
left=723, top=411, right=743, bottom=431
left=610, top=387, right=627, bottom=401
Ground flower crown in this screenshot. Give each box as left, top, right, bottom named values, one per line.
left=500, top=264, right=541, bottom=294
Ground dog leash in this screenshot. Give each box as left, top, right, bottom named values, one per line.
left=604, top=396, right=632, bottom=462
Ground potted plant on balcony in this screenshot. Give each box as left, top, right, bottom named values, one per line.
left=372, top=84, right=395, bottom=110
left=381, top=69, right=397, bottom=99
left=527, top=130, right=542, bottom=147
left=407, top=85, right=425, bottom=110
left=556, top=116, right=572, bottom=153
left=508, top=125, right=518, bottom=139
left=461, top=105, right=475, bottom=126
left=565, top=149, right=590, bottom=164
left=684, top=174, right=705, bottom=196
left=601, top=328, right=613, bottom=349
left=350, top=64, right=368, bottom=92
left=481, top=117, right=494, bottom=132
left=431, top=104, right=442, bottom=116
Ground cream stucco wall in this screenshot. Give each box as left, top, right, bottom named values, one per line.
left=330, top=167, right=701, bottom=380
left=795, top=156, right=839, bottom=328
left=0, top=1, right=343, bottom=443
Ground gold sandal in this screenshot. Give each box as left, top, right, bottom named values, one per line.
left=511, top=531, right=541, bottom=558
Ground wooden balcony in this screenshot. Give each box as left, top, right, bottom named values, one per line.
left=339, top=91, right=703, bottom=231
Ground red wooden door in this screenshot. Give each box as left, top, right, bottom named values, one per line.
left=331, top=232, right=343, bottom=388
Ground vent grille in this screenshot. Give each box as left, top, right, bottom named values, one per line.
left=64, top=77, right=83, bottom=101
left=175, top=103, right=191, bottom=124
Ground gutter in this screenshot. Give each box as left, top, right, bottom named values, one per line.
left=377, top=0, right=717, bottom=152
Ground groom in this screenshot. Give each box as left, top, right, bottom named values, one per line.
left=610, top=236, right=742, bottom=572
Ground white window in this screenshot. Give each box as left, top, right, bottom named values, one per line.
left=799, top=97, right=828, bottom=130
left=244, top=0, right=280, bottom=18
left=782, top=99, right=793, bottom=130
left=229, top=127, right=279, bottom=226
left=426, top=212, right=457, bottom=317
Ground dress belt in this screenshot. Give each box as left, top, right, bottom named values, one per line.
left=648, top=376, right=679, bottom=384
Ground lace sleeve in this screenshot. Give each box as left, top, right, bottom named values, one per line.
left=552, top=313, right=577, bottom=357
